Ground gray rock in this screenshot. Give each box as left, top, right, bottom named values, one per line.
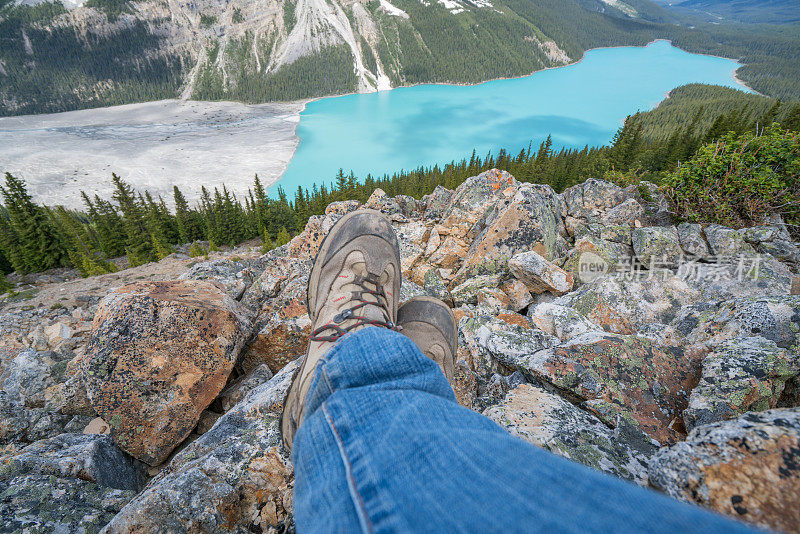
left=485, top=383, right=658, bottom=485
left=423, top=185, right=454, bottom=220
left=0, top=390, right=72, bottom=447
left=104, top=361, right=299, bottom=533
left=459, top=312, right=558, bottom=378
left=600, top=224, right=633, bottom=245
left=217, top=363, right=274, bottom=412
left=601, top=198, right=645, bottom=226
left=684, top=337, right=799, bottom=431
left=759, top=238, right=800, bottom=265
left=1, top=348, right=64, bottom=408
left=527, top=303, right=602, bottom=342
left=180, top=258, right=256, bottom=300
left=451, top=274, right=506, bottom=306
left=562, top=178, right=625, bottom=218
left=632, top=226, right=681, bottom=267
left=509, top=250, right=574, bottom=295
left=0, top=474, right=135, bottom=534
left=1, top=433, right=146, bottom=491
left=394, top=194, right=421, bottom=218
left=677, top=222, right=711, bottom=258
left=649, top=408, right=800, bottom=532
left=704, top=224, right=755, bottom=257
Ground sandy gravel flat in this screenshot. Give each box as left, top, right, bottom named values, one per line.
left=0, top=99, right=304, bottom=209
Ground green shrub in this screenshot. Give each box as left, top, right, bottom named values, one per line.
left=189, top=242, right=208, bottom=257
left=665, top=124, right=799, bottom=235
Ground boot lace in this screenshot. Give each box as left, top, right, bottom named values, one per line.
left=310, top=272, right=398, bottom=342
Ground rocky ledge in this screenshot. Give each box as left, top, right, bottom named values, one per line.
left=1, top=170, right=799, bottom=533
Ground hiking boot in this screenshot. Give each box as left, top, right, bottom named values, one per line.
left=281, top=209, right=401, bottom=451
left=397, top=296, right=457, bottom=382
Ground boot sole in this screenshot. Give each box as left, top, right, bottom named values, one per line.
left=398, top=295, right=458, bottom=355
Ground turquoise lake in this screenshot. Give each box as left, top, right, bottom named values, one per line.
left=273, top=40, right=749, bottom=195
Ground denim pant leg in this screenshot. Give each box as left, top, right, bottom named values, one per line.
left=292, top=327, right=754, bottom=533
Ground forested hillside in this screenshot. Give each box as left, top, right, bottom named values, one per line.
left=1, top=0, right=799, bottom=116
left=654, top=0, right=800, bottom=24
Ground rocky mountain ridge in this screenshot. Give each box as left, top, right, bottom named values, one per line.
left=1, top=170, right=799, bottom=532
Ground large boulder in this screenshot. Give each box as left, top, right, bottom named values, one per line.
left=512, top=332, right=701, bottom=445
left=179, top=258, right=258, bottom=300
left=684, top=337, right=799, bottom=430
left=632, top=226, right=681, bottom=268
left=105, top=361, right=298, bottom=533
left=485, top=384, right=658, bottom=485
left=527, top=303, right=602, bottom=342
left=82, top=280, right=254, bottom=466
left=509, top=251, right=574, bottom=295
left=452, top=182, right=569, bottom=283
left=0, top=433, right=142, bottom=533
left=649, top=408, right=800, bottom=532
left=554, top=272, right=699, bottom=335
left=562, top=178, right=625, bottom=219
left=0, top=433, right=146, bottom=491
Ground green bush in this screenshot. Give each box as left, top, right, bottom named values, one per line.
left=665, top=124, right=799, bottom=235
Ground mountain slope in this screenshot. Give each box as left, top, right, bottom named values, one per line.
left=0, top=0, right=798, bottom=116
left=653, top=0, right=800, bottom=24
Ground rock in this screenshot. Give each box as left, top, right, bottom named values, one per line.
left=1, top=348, right=64, bottom=408
left=1, top=433, right=146, bottom=491
left=601, top=198, right=645, bottom=227
left=45, top=371, right=94, bottom=416
left=509, top=250, right=574, bottom=295
left=682, top=254, right=794, bottom=301
left=681, top=296, right=800, bottom=351
left=243, top=308, right=310, bottom=374
left=423, top=185, right=454, bottom=220
left=450, top=274, right=505, bottom=306
left=394, top=194, right=421, bottom=218
left=324, top=199, right=361, bottom=216
left=793, top=277, right=800, bottom=295
left=105, top=361, right=299, bottom=533
left=632, top=226, right=681, bottom=268
left=459, top=312, right=558, bottom=378
left=499, top=278, right=534, bottom=312
left=451, top=360, right=478, bottom=408
left=759, top=238, right=800, bottom=265
left=527, top=303, right=601, bottom=342
left=217, top=363, right=275, bottom=412
left=555, top=272, right=699, bottom=335
left=561, top=236, right=621, bottom=285
left=677, top=223, right=711, bottom=258
left=485, top=384, right=658, bottom=485
left=514, top=332, right=701, bottom=444
left=44, top=321, right=72, bottom=347
left=476, top=287, right=513, bottom=313
left=649, top=408, right=800, bottom=532
left=452, top=182, right=569, bottom=282
left=179, top=258, right=256, bottom=300
left=241, top=256, right=311, bottom=312
left=82, top=280, right=254, bottom=466
left=600, top=224, right=633, bottom=245
left=562, top=178, right=625, bottom=218
left=0, top=390, right=71, bottom=448
left=684, top=337, right=799, bottom=430
left=365, top=188, right=402, bottom=216
left=704, top=225, right=755, bottom=257
left=0, top=474, right=135, bottom=533
left=84, top=417, right=111, bottom=435
left=411, top=262, right=453, bottom=305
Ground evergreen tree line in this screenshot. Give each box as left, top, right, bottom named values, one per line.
left=1, top=98, right=799, bottom=285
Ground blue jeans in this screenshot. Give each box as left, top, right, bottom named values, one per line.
left=293, top=327, right=753, bottom=533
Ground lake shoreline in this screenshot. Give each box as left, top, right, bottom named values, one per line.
left=290, top=39, right=755, bottom=117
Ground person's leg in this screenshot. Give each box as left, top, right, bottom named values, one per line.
left=293, top=326, right=755, bottom=534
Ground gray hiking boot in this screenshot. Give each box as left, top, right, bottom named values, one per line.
left=281, top=209, right=401, bottom=451
left=397, top=296, right=457, bottom=382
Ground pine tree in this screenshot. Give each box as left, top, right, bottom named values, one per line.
left=111, top=173, right=156, bottom=267
left=261, top=226, right=274, bottom=253
left=275, top=226, right=292, bottom=247
left=0, top=173, right=69, bottom=272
